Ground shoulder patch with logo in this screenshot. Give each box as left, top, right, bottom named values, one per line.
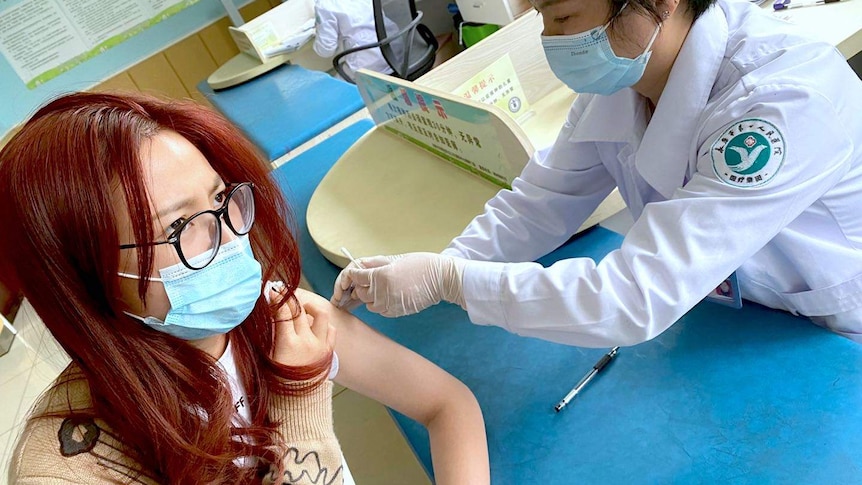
left=711, top=119, right=785, bottom=188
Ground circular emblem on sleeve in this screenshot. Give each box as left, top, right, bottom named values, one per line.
left=711, top=119, right=785, bottom=188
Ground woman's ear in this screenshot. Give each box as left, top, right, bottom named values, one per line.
left=656, top=0, right=682, bottom=19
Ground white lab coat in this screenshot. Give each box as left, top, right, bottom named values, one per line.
left=442, top=0, right=862, bottom=347
left=313, top=0, right=394, bottom=78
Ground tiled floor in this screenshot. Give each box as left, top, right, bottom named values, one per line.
left=0, top=301, right=71, bottom=483
left=0, top=302, right=429, bottom=485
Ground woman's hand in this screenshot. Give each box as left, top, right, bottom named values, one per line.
left=269, top=283, right=336, bottom=368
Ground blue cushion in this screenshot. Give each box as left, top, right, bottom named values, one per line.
left=198, top=64, right=364, bottom=161
left=272, top=124, right=862, bottom=483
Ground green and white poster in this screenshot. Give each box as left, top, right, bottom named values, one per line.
left=0, top=0, right=199, bottom=89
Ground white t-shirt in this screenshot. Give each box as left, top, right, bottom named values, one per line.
left=218, top=342, right=355, bottom=483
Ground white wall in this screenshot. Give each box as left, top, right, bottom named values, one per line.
left=415, top=0, right=458, bottom=36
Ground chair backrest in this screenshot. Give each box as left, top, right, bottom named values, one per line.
left=373, top=0, right=438, bottom=81
left=332, top=0, right=439, bottom=83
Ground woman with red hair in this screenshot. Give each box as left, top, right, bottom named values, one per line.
left=0, top=92, right=489, bottom=484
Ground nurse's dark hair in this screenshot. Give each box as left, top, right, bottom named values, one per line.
left=608, top=0, right=717, bottom=23
left=529, top=0, right=715, bottom=23
left=0, top=92, right=332, bottom=483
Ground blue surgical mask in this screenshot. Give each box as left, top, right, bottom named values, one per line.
left=541, top=5, right=661, bottom=96
left=118, top=235, right=263, bottom=340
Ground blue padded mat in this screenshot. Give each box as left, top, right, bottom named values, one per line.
left=198, top=64, right=363, bottom=161
left=270, top=123, right=862, bottom=483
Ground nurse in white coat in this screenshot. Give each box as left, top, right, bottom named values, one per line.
left=313, top=0, right=400, bottom=79
left=332, top=0, right=862, bottom=346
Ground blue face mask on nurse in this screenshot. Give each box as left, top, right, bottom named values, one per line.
left=540, top=0, right=667, bottom=96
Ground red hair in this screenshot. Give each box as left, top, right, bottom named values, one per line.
left=0, top=92, right=332, bottom=483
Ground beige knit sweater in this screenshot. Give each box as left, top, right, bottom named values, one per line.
left=9, top=366, right=344, bottom=484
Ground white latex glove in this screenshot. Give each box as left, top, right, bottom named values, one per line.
left=330, top=252, right=466, bottom=317
left=332, top=258, right=365, bottom=312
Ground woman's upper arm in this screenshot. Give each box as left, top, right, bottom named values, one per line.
left=293, top=287, right=466, bottom=423
left=330, top=309, right=469, bottom=424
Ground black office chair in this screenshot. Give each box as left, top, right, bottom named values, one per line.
left=333, top=0, right=439, bottom=84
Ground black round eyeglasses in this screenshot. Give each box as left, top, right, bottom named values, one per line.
left=119, top=182, right=255, bottom=270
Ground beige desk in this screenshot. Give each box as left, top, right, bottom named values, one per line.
left=207, top=0, right=332, bottom=90
left=764, top=0, right=862, bottom=59
left=206, top=39, right=333, bottom=90
left=455, top=0, right=532, bottom=26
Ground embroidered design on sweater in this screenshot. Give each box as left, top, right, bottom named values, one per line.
left=280, top=447, right=342, bottom=484
left=58, top=418, right=100, bottom=457
left=57, top=418, right=157, bottom=484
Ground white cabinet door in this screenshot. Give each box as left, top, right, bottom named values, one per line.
left=456, top=0, right=531, bottom=26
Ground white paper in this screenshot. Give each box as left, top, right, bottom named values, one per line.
left=0, top=0, right=197, bottom=88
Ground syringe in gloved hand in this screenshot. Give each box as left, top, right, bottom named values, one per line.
left=337, top=247, right=365, bottom=308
